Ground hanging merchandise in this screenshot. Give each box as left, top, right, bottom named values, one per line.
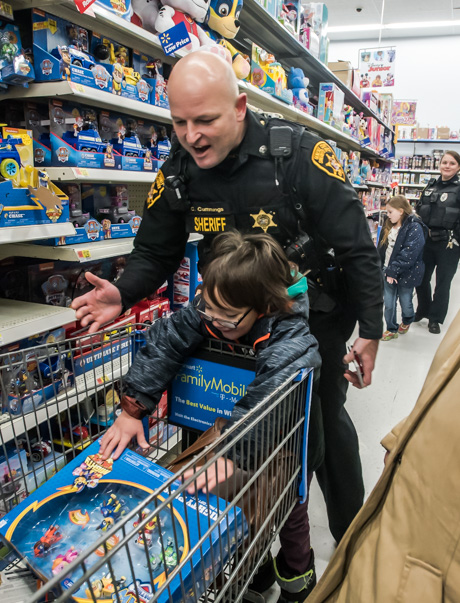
left=391, top=100, right=417, bottom=126
left=359, top=46, right=395, bottom=90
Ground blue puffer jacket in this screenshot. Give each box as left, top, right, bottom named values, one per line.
left=378, top=214, right=426, bottom=288
left=123, top=292, right=323, bottom=471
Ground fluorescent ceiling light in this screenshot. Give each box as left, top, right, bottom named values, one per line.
left=329, top=19, right=460, bottom=33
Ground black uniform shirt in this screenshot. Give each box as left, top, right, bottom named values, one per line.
left=116, top=110, right=383, bottom=339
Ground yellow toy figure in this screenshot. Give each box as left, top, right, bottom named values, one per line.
left=112, top=62, right=124, bottom=94
left=203, top=0, right=250, bottom=79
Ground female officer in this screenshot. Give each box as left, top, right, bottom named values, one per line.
left=415, top=150, right=460, bottom=333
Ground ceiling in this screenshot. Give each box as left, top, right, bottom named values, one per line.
left=326, top=0, right=460, bottom=40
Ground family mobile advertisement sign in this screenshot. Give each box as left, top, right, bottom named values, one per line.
left=159, top=22, right=192, bottom=56
left=170, top=355, right=255, bottom=431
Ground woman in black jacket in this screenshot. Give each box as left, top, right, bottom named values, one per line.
left=415, top=151, right=460, bottom=334
left=378, top=196, right=425, bottom=341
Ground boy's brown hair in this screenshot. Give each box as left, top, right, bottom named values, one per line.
left=201, top=231, right=299, bottom=314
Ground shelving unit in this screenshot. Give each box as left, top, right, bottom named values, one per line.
left=0, top=222, right=76, bottom=245
left=393, top=169, right=439, bottom=174
left=0, top=299, right=76, bottom=346
left=398, top=139, right=460, bottom=143
left=44, top=167, right=159, bottom=183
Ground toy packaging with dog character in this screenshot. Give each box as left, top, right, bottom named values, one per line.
left=31, top=9, right=113, bottom=93
left=132, top=50, right=169, bottom=108
left=0, top=438, right=247, bottom=603
left=24, top=102, right=52, bottom=168
left=49, top=100, right=120, bottom=170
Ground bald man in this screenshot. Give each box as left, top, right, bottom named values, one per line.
left=72, top=52, right=383, bottom=602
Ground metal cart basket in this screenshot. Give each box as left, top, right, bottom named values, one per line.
left=0, top=324, right=313, bottom=603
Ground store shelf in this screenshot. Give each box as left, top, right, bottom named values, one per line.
left=353, top=184, right=368, bottom=190
left=236, top=0, right=392, bottom=131
left=45, top=167, right=159, bottom=183
left=398, top=139, right=460, bottom=143
left=393, top=169, right=439, bottom=174
left=0, top=300, right=76, bottom=347
left=0, top=233, right=202, bottom=263
left=365, top=181, right=391, bottom=189
left=1, top=81, right=172, bottom=124
left=394, top=183, right=426, bottom=188
left=0, top=222, right=76, bottom=245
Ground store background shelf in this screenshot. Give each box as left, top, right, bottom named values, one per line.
left=394, top=183, right=426, bottom=188
left=45, top=167, right=159, bottom=183
left=0, top=222, right=76, bottom=245
left=365, top=181, right=391, bottom=189
left=398, top=139, right=460, bottom=143
left=393, top=169, right=440, bottom=173
left=0, top=300, right=75, bottom=346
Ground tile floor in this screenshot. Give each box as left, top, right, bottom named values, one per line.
left=262, top=272, right=460, bottom=601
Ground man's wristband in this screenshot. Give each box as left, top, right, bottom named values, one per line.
left=121, top=395, right=148, bottom=420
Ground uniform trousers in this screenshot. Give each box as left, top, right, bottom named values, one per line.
left=416, top=238, right=460, bottom=324
left=309, top=306, right=365, bottom=543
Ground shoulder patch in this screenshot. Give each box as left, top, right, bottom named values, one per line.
left=146, top=169, right=165, bottom=209
left=311, top=141, right=346, bottom=182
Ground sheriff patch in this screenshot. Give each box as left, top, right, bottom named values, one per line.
left=146, top=170, right=165, bottom=209
left=250, top=209, right=277, bottom=233
left=193, top=216, right=228, bottom=232
left=311, top=141, right=346, bottom=182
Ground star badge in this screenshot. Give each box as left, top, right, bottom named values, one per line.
left=250, top=209, right=277, bottom=233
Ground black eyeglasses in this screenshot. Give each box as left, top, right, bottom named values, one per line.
left=196, top=304, right=253, bottom=330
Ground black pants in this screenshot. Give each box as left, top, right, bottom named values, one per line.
left=416, top=238, right=460, bottom=324
left=309, top=307, right=364, bottom=543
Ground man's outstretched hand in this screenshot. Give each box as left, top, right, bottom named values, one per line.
left=71, top=272, right=122, bottom=333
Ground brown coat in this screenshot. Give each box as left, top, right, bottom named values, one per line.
left=309, top=310, right=460, bottom=603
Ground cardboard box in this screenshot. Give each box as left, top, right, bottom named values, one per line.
left=328, top=61, right=353, bottom=88
left=417, top=127, right=430, bottom=139
left=437, top=127, right=450, bottom=140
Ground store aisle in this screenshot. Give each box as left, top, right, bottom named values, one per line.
left=263, top=272, right=460, bottom=600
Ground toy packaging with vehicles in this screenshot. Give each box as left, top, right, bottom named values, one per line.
left=0, top=438, right=246, bottom=602
left=0, top=22, right=35, bottom=88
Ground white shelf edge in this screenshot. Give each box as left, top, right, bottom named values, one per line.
left=393, top=183, right=427, bottom=188
left=46, top=167, right=159, bottom=183
left=0, top=300, right=76, bottom=346
left=0, top=222, right=76, bottom=245
left=392, top=169, right=440, bottom=174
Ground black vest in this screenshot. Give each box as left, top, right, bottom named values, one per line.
left=419, top=177, right=460, bottom=231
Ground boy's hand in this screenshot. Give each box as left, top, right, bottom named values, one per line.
left=99, top=410, right=149, bottom=460
left=183, top=458, right=234, bottom=495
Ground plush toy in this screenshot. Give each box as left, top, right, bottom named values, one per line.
left=203, top=0, right=250, bottom=79
left=287, top=67, right=309, bottom=112
left=131, top=0, right=161, bottom=33
left=155, top=0, right=214, bottom=52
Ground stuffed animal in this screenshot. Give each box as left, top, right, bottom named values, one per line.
left=155, top=0, right=214, bottom=52
left=203, top=0, right=250, bottom=79
left=287, top=67, right=309, bottom=112
left=131, top=0, right=161, bottom=33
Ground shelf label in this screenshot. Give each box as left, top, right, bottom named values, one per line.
left=74, top=168, right=89, bottom=177
left=0, top=332, right=3, bottom=344
left=158, top=22, right=191, bottom=56
left=74, top=0, right=96, bottom=14
left=97, top=375, right=109, bottom=385
left=70, top=82, right=86, bottom=94
left=77, top=249, right=91, bottom=260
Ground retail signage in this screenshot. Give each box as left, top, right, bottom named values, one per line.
left=158, top=22, right=191, bottom=56
left=74, top=0, right=97, bottom=13
left=359, top=46, right=395, bottom=89
left=391, top=100, right=417, bottom=125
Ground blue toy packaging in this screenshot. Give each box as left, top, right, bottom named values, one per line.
left=171, top=242, right=202, bottom=311
left=31, top=9, right=113, bottom=93
left=0, top=438, right=246, bottom=602
left=94, top=0, right=133, bottom=20
left=0, top=22, right=35, bottom=88
left=132, top=51, right=169, bottom=108
left=49, top=100, right=120, bottom=170
left=24, top=102, right=52, bottom=167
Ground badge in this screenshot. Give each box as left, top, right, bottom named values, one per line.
left=311, top=141, right=346, bottom=182
left=441, top=193, right=448, bottom=202
left=425, top=190, right=433, bottom=196
left=146, top=170, right=165, bottom=209
left=250, top=209, right=277, bottom=233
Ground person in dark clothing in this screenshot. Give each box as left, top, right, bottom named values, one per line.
left=72, top=52, right=383, bottom=592
left=378, top=196, right=426, bottom=341
left=416, top=151, right=460, bottom=334
left=100, top=231, right=322, bottom=601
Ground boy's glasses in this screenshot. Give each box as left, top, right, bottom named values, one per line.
left=196, top=305, right=252, bottom=330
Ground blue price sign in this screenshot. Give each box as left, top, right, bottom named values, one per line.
left=159, top=21, right=191, bottom=56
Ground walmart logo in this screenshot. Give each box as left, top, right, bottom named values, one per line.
left=160, top=33, right=170, bottom=44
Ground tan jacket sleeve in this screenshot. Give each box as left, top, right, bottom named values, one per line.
left=381, top=417, right=407, bottom=453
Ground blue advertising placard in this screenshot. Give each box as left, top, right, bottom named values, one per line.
left=170, top=356, right=255, bottom=431
left=158, top=22, right=191, bottom=56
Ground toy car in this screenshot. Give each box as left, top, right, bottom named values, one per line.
left=34, top=525, right=63, bottom=557
left=111, top=133, right=146, bottom=157
left=20, top=439, right=53, bottom=463
left=123, top=67, right=141, bottom=86
left=0, top=135, right=24, bottom=180
left=98, top=206, right=136, bottom=224
left=62, top=128, right=108, bottom=154
left=51, top=45, right=96, bottom=70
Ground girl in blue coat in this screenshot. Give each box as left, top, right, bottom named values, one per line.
left=378, top=196, right=426, bottom=340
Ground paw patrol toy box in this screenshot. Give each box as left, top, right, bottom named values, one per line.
left=31, top=9, right=113, bottom=93
left=0, top=127, right=70, bottom=228
left=0, top=439, right=246, bottom=602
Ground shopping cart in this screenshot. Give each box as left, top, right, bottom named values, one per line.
left=0, top=324, right=313, bottom=602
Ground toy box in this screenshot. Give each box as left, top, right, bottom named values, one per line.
left=90, top=32, right=151, bottom=104
left=49, top=100, right=119, bottom=170
left=0, top=439, right=246, bottom=602
left=132, top=51, right=169, bottom=108
left=32, top=9, right=113, bottom=93
left=0, top=22, right=35, bottom=88
left=24, top=103, right=52, bottom=167
left=97, top=110, right=156, bottom=172
left=171, top=242, right=202, bottom=311
left=299, top=25, right=319, bottom=59
left=328, top=60, right=353, bottom=88
left=317, top=82, right=344, bottom=127
left=94, top=0, right=133, bottom=19
left=277, top=0, right=300, bottom=37
left=300, top=3, right=328, bottom=64
left=250, top=44, right=292, bottom=104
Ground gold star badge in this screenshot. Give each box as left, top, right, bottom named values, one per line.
left=250, top=209, right=277, bottom=233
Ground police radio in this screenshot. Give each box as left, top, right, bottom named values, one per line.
left=163, top=174, right=190, bottom=212
left=269, top=126, right=293, bottom=157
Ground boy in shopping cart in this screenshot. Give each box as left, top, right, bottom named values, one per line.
left=100, top=230, right=322, bottom=602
